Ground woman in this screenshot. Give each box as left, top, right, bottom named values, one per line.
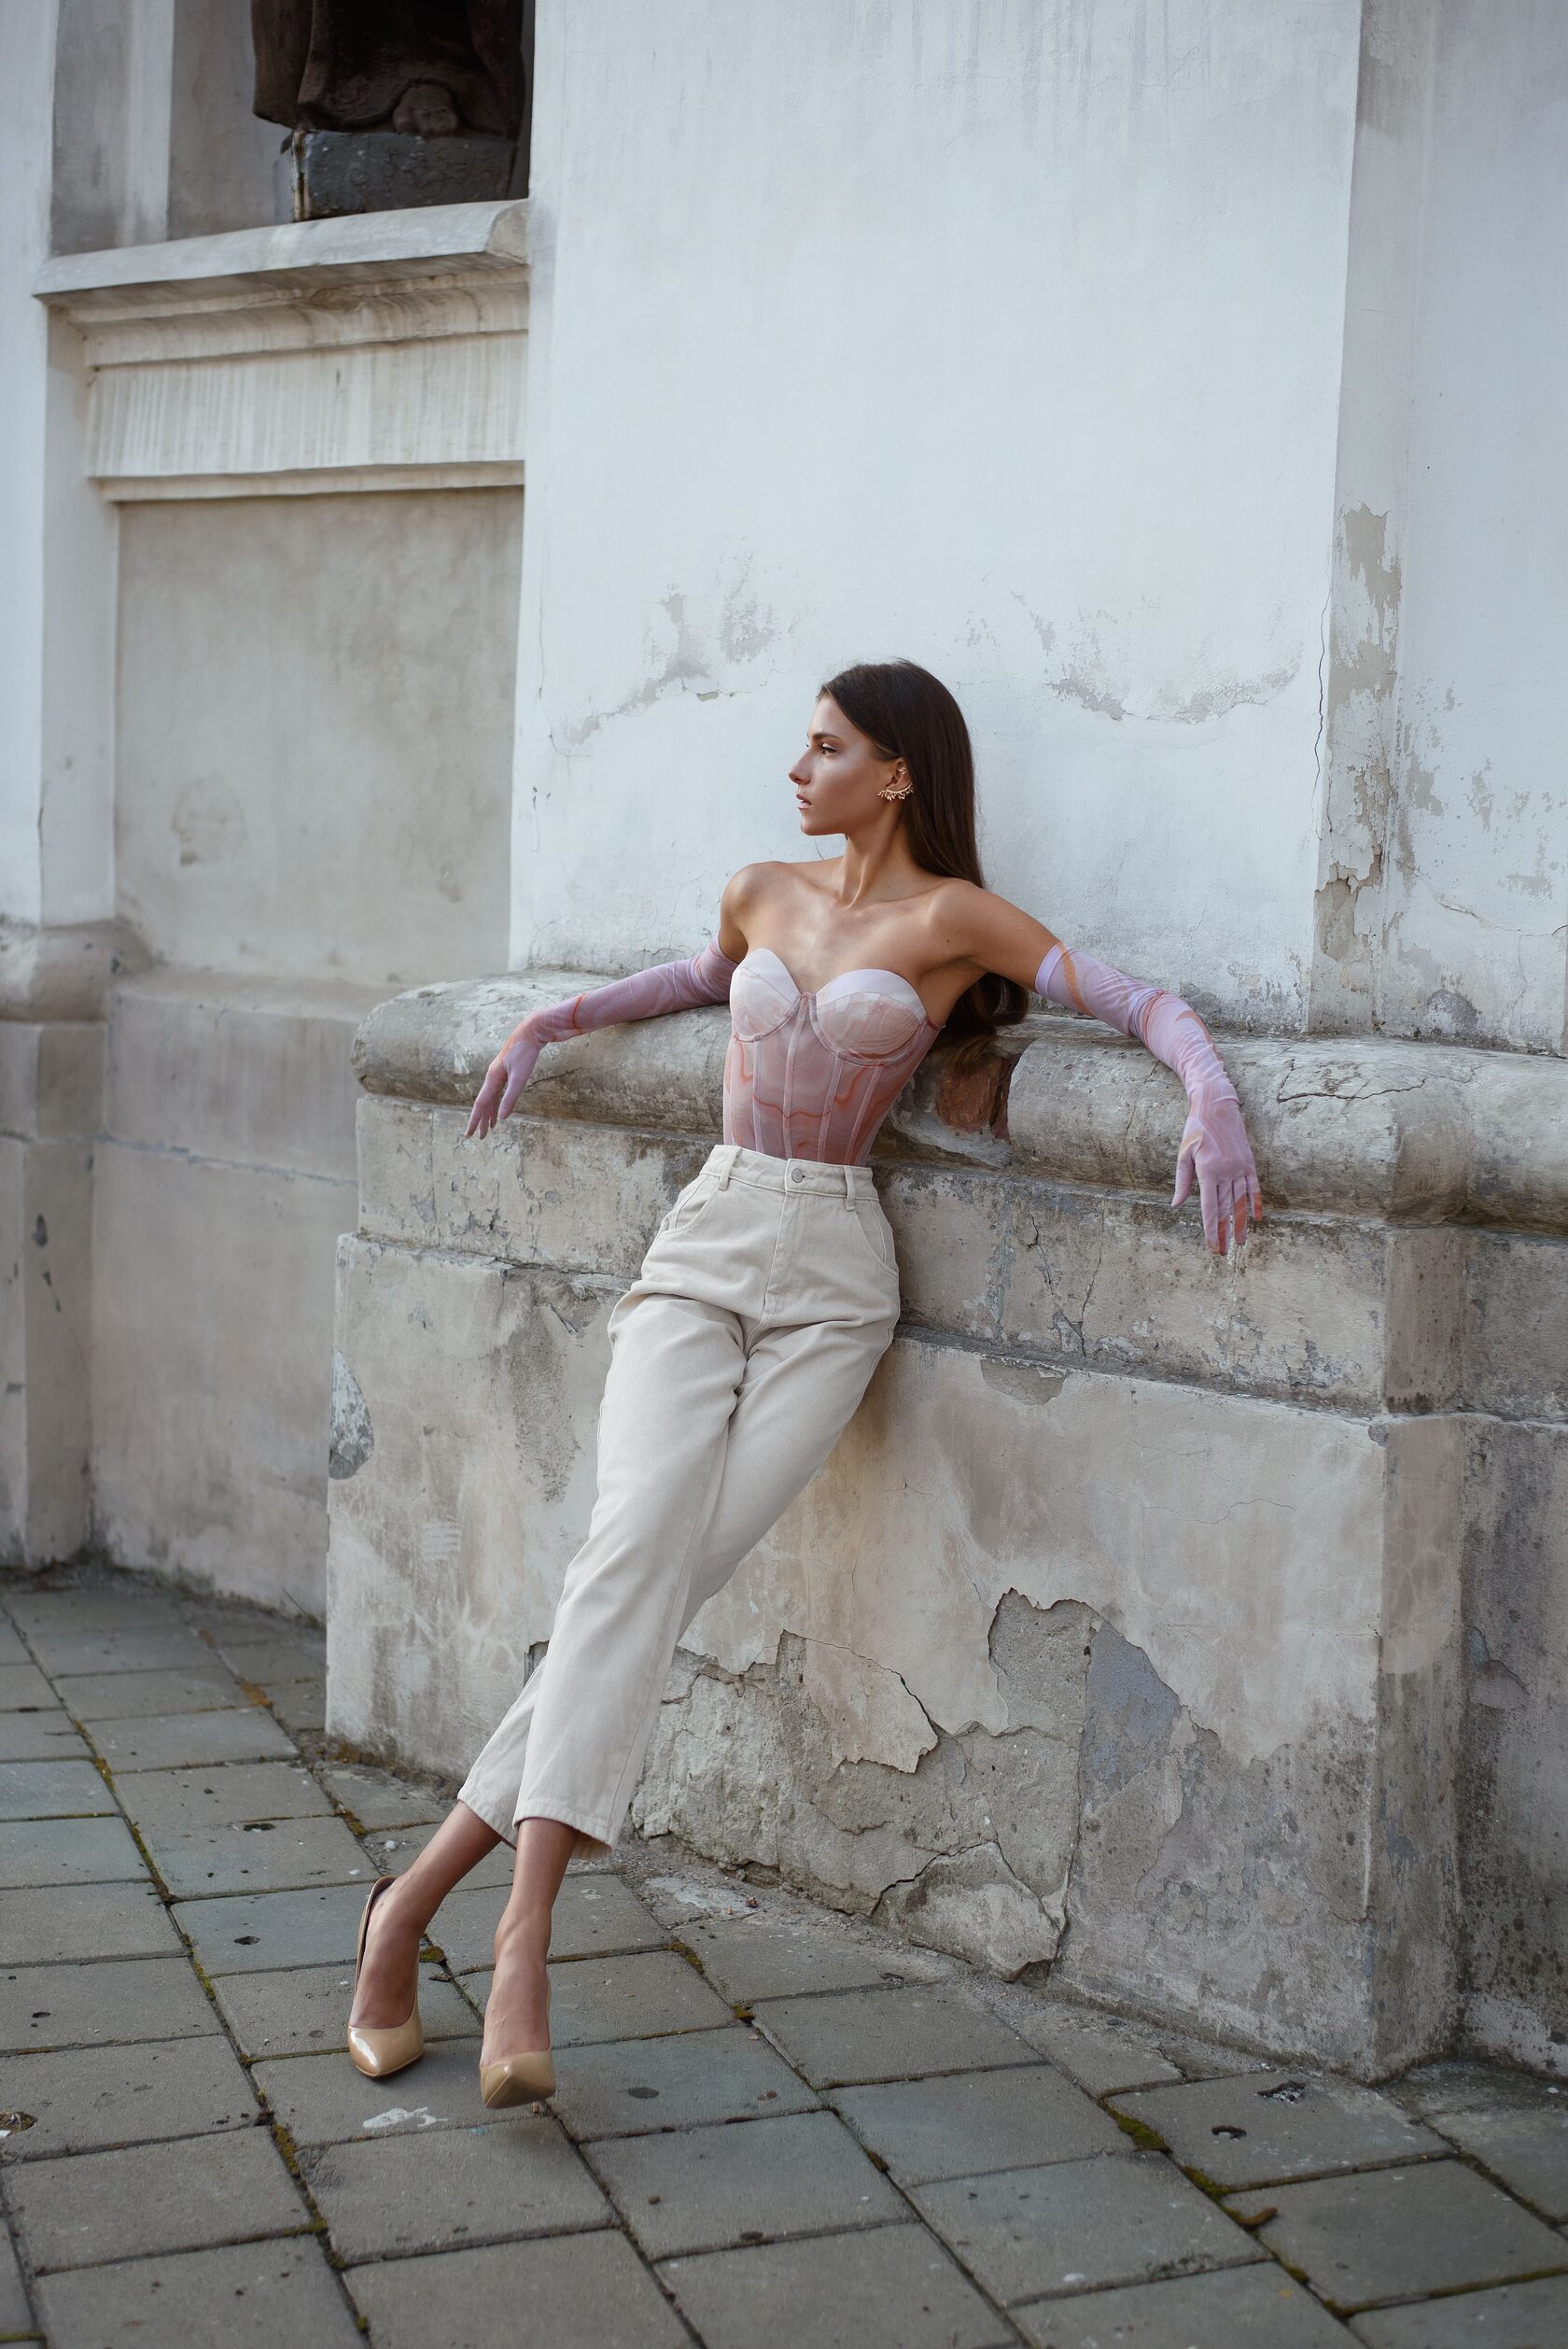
left=344, top=657, right=1263, bottom=2107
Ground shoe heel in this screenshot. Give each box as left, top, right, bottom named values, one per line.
left=346, top=1875, right=425, bottom=2081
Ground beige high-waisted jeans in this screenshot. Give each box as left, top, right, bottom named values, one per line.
left=457, top=1141, right=903, bottom=1857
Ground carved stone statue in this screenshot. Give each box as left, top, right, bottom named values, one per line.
left=253, top=1, right=525, bottom=140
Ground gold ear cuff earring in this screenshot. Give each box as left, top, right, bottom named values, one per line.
left=879, top=775, right=913, bottom=802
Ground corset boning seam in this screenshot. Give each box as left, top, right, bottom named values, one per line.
left=779, top=1002, right=805, bottom=1159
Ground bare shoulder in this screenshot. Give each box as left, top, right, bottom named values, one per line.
left=915, top=874, right=994, bottom=951
left=717, top=860, right=796, bottom=956
left=915, top=876, right=1060, bottom=989
left=721, top=860, right=794, bottom=916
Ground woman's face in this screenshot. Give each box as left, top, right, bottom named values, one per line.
left=789, top=696, right=903, bottom=837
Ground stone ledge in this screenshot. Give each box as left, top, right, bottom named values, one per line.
left=34, top=200, right=528, bottom=345
left=352, top=971, right=1568, bottom=1235
left=35, top=201, right=528, bottom=499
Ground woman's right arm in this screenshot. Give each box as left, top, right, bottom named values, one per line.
left=465, top=873, right=754, bottom=1139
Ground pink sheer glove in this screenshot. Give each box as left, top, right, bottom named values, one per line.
left=1035, top=943, right=1263, bottom=1252
left=466, top=940, right=738, bottom=1139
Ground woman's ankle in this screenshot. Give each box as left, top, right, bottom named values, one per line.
left=371, top=1871, right=434, bottom=1944
left=494, top=1903, right=552, bottom=1960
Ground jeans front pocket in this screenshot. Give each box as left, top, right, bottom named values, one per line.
left=657, top=1172, right=721, bottom=1241
left=849, top=1193, right=897, bottom=1272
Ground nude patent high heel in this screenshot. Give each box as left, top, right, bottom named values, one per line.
left=346, top=1874, right=424, bottom=2080
left=479, top=1970, right=554, bottom=2107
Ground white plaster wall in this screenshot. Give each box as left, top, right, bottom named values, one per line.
left=115, top=490, right=523, bottom=987
left=511, top=0, right=1364, bottom=1024
left=167, top=0, right=280, bottom=240
left=0, top=0, right=59, bottom=923
left=1376, top=0, right=1568, bottom=1053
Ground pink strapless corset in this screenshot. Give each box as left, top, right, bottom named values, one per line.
left=723, top=947, right=942, bottom=1165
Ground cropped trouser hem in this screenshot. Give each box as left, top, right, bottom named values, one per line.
left=455, top=1141, right=902, bottom=1862
left=456, top=1780, right=614, bottom=1864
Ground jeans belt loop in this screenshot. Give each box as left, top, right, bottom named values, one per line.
left=716, top=1145, right=737, bottom=1189
left=843, top=1163, right=860, bottom=1206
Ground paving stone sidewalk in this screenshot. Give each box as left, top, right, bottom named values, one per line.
left=4, top=1564, right=1567, bottom=2349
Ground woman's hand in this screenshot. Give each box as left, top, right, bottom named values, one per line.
left=1171, top=1085, right=1264, bottom=1254
left=465, top=1029, right=541, bottom=1140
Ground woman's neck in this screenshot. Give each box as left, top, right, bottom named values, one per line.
left=830, top=826, right=930, bottom=909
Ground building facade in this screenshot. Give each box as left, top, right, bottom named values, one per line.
left=2, top=0, right=1564, bottom=2075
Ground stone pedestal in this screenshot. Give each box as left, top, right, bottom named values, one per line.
left=325, top=978, right=1568, bottom=2078
left=274, top=130, right=517, bottom=222
left=0, top=921, right=144, bottom=1564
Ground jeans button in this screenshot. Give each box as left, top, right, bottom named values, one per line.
left=790, top=1166, right=804, bottom=1182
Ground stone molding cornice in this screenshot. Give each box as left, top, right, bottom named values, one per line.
left=352, top=970, right=1568, bottom=1236
left=0, top=920, right=151, bottom=1023
left=34, top=201, right=528, bottom=499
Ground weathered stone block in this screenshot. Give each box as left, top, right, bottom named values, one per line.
left=91, top=1141, right=353, bottom=1611
left=326, top=1234, right=616, bottom=1779
left=105, top=972, right=382, bottom=1180
left=331, top=1006, right=1565, bottom=2081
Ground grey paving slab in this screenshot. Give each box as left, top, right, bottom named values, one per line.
left=116, top=1758, right=329, bottom=1831
left=8, top=2126, right=307, bottom=2273
left=0, top=1758, right=114, bottom=1819
left=52, top=1664, right=244, bottom=1720
left=22, top=1623, right=216, bottom=1676
left=34, top=2237, right=361, bottom=2349
left=5, top=1585, right=186, bottom=1635
left=208, top=1633, right=328, bottom=1681
left=0, top=1954, right=219, bottom=2052
left=547, top=1873, right=669, bottom=1959
left=1017, top=2261, right=1356, bottom=2347
left=363, top=1822, right=515, bottom=1888
left=144, top=1811, right=370, bottom=1897
left=0, top=2233, right=34, bottom=2338
left=661, top=2221, right=1013, bottom=2349
left=0, top=1620, right=27, bottom=1663
left=0, top=1666, right=54, bottom=1710
left=344, top=2228, right=687, bottom=2349
left=172, top=1880, right=371, bottom=1972
left=0, top=2033, right=258, bottom=2159
left=1390, top=2061, right=1568, bottom=2222
left=0, top=1878, right=182, bottom=1964
left=0, top=1814, right=145, bottom=1888
left=1152, top=2025, right=1275, bottom=2082
left=180, top=1601, right=313, bottom=1643
left=251, top=2035, right=510, bottom=2145
left=1226, top=2163, right=1568, bottom=2314
left=755, top=1982, right=1038, bottom=2088
left=0, top=1708, right=91, bottom=1765
left=832, top=2061, right=1128, bottom=2186
left=589, top=2108, right=904, bottom=2259
left=320, top=1763, right=446, bottom=1831
left=1110, top=2066, right=1449, bottom=2189
left=550, top=2022, right=820, bottom=2140
left=89, top=1705, right=299, bottom=1770
left=301, top=2117, right=610, bottom=2260
left=667, top=1908, right=950, bottom=2004
left=467, top=1949, right=734, bottom=2046
left=1005, top=1999, right=1185, bottom=2097
left=1350, top=2272, right=1568, bottom=2347
left=264, top=1678, right=327, bottom=1731
left=914, top=2150, right=1263, bottom=2306
left=210, top=1959, right=477, bottom=2060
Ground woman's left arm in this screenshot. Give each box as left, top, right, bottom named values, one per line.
left=932, top=884, right=1263, bottom=1254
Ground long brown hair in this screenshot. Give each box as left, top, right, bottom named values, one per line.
left=819, top=658, right=1031, bottom=1064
